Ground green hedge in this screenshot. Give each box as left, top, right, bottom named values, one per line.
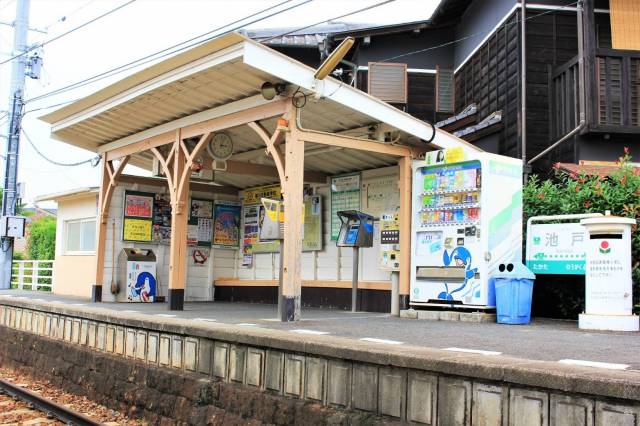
left=27, top=216, right=56, bottom=260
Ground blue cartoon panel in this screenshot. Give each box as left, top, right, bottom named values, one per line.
left=126, top=261, right=157, bottom=303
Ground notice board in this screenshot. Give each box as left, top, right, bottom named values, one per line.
left=188, top=198, right=213, bottom=247
left=330, top=174, right=361, bottom=241
left=123, top=191, right=154, bottom=242
left=241, top=185, right=323, bottom=264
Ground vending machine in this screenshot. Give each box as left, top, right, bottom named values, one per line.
left=410, top=147, right=523, bottom=309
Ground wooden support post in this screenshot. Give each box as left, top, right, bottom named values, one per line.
left=167, top=130, right=189, bottom=310
left=398, top=156, right=412, bottom=311
left=281, top=120, right=305, bottom=321
left=94, top=157, right=110, bottom=302
left=165, top=130, right=213, bottom=310
left=94, top=154, right=129, bottom=302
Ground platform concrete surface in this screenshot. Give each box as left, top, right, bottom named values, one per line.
left=1, top=290, right=639, bottom=370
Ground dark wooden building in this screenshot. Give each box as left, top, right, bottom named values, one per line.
left=246, top=0, right=640, bottom=171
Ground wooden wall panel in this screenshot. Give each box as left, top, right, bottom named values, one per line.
left=610, top=0, right=640, bottom=51
left=527, top=11, right=579, bottom=166
left=454, top=12, right=521, bottom=158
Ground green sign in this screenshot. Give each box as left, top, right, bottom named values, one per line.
left=526, top=223, right=586, bottom=275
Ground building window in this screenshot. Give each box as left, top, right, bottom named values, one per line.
left=65, top=218, right=96, bottom=253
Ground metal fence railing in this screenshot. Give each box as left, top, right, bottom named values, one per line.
left=11, top=260, right=54, bottom=292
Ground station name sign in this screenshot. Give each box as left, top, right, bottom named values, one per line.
left=526, top=223, right=586, bottom=275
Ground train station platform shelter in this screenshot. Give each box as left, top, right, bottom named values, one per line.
left=39, top=32, right=477, bottom=321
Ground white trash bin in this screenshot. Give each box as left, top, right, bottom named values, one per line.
left=118, top=248, right=157, bottom=303
left=579, top=212, right=639, bottom=331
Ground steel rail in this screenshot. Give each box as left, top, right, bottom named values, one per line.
left=0, top=378, right=103, bottom=426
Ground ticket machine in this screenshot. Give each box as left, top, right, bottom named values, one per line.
left=337, top=210, right=375, bottom=312
left=379, top=212, right=401, bottom=315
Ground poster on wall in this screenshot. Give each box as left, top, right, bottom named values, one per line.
left=190, top=248, right=210, bottom=267
left=123, top=190, right=154, bottom=242
left=330, top=173, right=361, bottom=240
left=251, top=203, right=280, bottom=253
left=123, top=218, right=153, bottom=242
left=244, top=184, right=281, bottom=205
left=124, top=192, right=154, bottom=218
left=242, top=205, right=259, bottom=266
left=213, top=202, right=241, bottom=248
left=190, top=199, right=213, bottom=219
left=241, top=185, right=323, bottom=260
left=187, top=224, right=199, bottom=246
left=242, top=185, right=281, bottom=255
left=189, top=198, right=213, bottom=246
left=361, top=174, right=399, bottom=218
left=302, top=195, right=322, bottom=251
left=152, top=193, right=172, bottom=244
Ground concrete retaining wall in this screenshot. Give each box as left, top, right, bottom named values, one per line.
left=1, top=300, right=639, bottom=425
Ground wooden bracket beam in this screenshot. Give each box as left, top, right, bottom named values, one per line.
left=99, top=155, right=130, bottom=223
left=116, top=174, right=239, bottom=195
left=106, top=132, right=175, bottom=162
left=213, top=160, right=327, bottom=183
left=296, top=127, right=413, bottom=158
left=104, top=99, right=289, bottom=162
left=176, top=132, right=213, bottom=201
left=94, top=153, right=130, bottom=299
left=247, top=121, right=286, bottom=185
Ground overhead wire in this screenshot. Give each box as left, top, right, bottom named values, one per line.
left=379, top=1, right=579, bottom=62
left=0, top=0, right=137, bottom=67
left=26, top=0, right=397, bottom=106
left=43, top=0, right=99, bottom=31
left=261, top=0, right=395, bottom=43
left=0, top=0, right=14, bottom=12
left=26, top=0, right=309, bottom=104
left=22, top=0, right=561, bottom=114
left=21, top=128, right=100, bottom=167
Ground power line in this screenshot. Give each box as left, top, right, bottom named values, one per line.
left=26, top=0, right=310, bottom=104
left=22, top=97, right=83, bottom=116
left=380, top=2, right=579, bottom=62
left=27, top=0, right=398, bottom=105
left=44, top=0, right=98, bottom=31
left=21, top=128, right=100, bottom=167
left=0, top=0, right=15, bottom=12
left=262, top=0, right=396, bottom=42
left=25, top=0, right=573, bottom=111
left=0, top=0, right=137, bottom=67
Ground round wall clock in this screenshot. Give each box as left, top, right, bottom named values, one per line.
left=207, top=133, right=234, bottom=161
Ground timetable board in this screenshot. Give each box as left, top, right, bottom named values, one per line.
left=330, top=174, right=361, bottom=241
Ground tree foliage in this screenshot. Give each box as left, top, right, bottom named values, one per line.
left=27, top=216, right=56, bottom=260
left=524, top=149, right=639, bottom=316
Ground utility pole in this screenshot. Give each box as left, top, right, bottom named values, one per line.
left=0, top=0, right=30, bottom=289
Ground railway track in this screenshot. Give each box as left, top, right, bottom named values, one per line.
left=0, top=379, right=102, bottom=426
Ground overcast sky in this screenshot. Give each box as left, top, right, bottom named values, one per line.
left=0, top=0, right=440, bottom=207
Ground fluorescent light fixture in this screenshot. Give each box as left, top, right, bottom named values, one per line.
left=314, top=37, right=355, bottom=81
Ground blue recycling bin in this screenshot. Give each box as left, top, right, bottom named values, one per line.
left=494, top=263, right=536, bottom=325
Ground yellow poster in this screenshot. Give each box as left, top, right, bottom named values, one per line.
left=445, top=147, right=465, bottom=164
left=123, top=218, right=153, bottom=242
left=244, top=184, right=281, bottom=205
left=302, top=195, right=322, bottom=251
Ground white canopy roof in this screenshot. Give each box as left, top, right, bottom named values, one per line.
left=40, top=32, right=479, bottom=188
